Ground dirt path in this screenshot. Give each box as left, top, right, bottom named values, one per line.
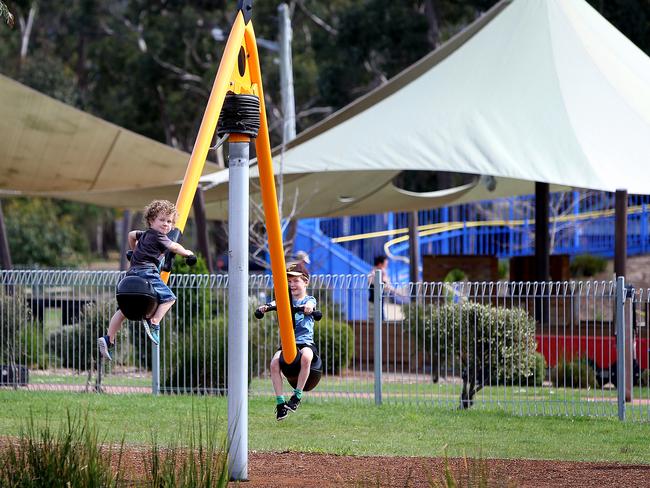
left=235, top=452, right=650, bottom=487
left=4, top=439, right=649, bottom=487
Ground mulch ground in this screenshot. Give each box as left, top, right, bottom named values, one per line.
left=234, top=452, right=650, bottom=487
left=114, top=448, right=650, bottom=487
left=3, top=441, right=649, bottom=487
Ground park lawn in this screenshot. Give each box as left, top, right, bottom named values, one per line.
left=0, top=390, right=649, bottom=464
left=29, top=372, right=152, bottom=388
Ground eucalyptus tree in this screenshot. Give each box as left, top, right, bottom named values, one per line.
left=0, top=1, right=13, bottom=28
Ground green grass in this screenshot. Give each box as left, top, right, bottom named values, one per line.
left=30, top=372, right=151, bottom=388
left=23, top=373, right=631, bottom=400
left=43, top=308, right=62, bottom=334
left=1, top=390, right=650, bottom=464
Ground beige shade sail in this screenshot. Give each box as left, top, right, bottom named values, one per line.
left=0, top=74, right=219, bottom=195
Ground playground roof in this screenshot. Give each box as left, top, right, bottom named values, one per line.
left=5, top=0, right=650, bottom=218
left=0, top=74, right=218, bottom=196
left=214, top=0, right=649, bottom=218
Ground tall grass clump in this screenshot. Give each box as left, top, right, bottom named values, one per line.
left=145, top=404, right=230, bottom=488
left=428, top=450, right=517, bottom=488
left=0, top=409, right=124, bottom=488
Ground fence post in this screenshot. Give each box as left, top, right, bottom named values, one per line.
left=642, top=203, right=648, bottom=254
left=616, top=276, right=626, bottom=420
left=152, top=343, right=160, bottom=395
left=95, top=353, right=103, bottom=393
left=373, top=270, right=383, bottom=405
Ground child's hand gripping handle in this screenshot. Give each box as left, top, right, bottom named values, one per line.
left=161, top=228, right=182, bottom=272
left=254, top=304, right=322, bottom=321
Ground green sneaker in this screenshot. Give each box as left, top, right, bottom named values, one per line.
left=143, top=320, right=160, bottom=345
left=97, top=335, right=113, bottom=361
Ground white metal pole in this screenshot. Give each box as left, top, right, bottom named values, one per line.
left=374, top=270, right=383, bottom=405
left=228, top=141, right=249, bottom=480
left=278, top=3, right=296, bottom=144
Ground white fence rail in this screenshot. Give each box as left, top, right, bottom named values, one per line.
left=1, top=270, right=648, bottom=421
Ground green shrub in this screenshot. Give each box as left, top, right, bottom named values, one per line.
left=407, top=301, right=538, bottom=385
left=164, top=317, right=228, bottom=394
left=166, top=298, right=308, bottom=392
left=641, top=369, right=650, bottom=388
left=0, top=290, right=33, bottom=365
left=19, top=326, right=50, bottom=369
left=519, top=352, right=546, bottom=387
left=443, top=268, right=468, bottom=283
left=441, top=269, right=469, bottom=303
left=123, top=320, right=154, bottom=370
left=498, top=259, right=509, bottom=280
left=570, top=254, right=607, bottom=278
left=4, top=198, right=89, bottom=267
left=249, top=301, right=277, bottom=379
left=49, top=301, right=113, bottom=371
left=170, top=254, right=213, bottom=321
left=315, top=319, right=355, bottom=375
left=172, top=252, right=210, bottom=275
left=552, top=356, right=598, bottom=389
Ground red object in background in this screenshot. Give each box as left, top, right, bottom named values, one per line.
left=536, top=335, right=650, bottom=370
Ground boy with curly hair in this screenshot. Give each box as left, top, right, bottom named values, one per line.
left=97, top=200, right=194, bottom=360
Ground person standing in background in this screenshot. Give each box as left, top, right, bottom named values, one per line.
left=368, top=254, right=395, bottom=304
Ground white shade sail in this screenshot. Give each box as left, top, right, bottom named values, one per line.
left=4, top=0, right=649, bottom=219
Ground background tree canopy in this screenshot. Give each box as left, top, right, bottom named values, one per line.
left=1, top=0, right=649, bottom=266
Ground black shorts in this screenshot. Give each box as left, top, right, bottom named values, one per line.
left=277, top=343, right=319, bottom=358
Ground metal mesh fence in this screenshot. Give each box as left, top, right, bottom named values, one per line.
left=0, top=270, right=647, bottom=420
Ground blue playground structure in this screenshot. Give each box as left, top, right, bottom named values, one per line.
left=295, top=190, right=650, bottom=283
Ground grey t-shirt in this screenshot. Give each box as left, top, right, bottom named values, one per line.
left=130, top=229, right=172, bottom=268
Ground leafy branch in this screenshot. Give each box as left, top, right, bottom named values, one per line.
left=1, top=1, right=14, bottom=28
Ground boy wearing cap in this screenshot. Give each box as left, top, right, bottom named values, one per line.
left=258, top=262, right=318, bottom=421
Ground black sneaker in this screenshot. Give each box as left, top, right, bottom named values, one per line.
left=276, top=402, right=289, bottom=421
left=286, top=395, right=301, bottom=412
left=97, top=335, right=113, bottom=361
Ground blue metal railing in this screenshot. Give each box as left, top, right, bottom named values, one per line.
left=302, top=190, right=650, bottom=281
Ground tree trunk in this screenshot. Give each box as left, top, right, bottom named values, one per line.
left=19, top=4, right=36, bottom=61
left=0, top=200, right=12, bottom=269
left=424, top=0, right=440, bottom=49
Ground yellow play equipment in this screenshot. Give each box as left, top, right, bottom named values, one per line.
left=157, top=0, right=320, bottom=390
